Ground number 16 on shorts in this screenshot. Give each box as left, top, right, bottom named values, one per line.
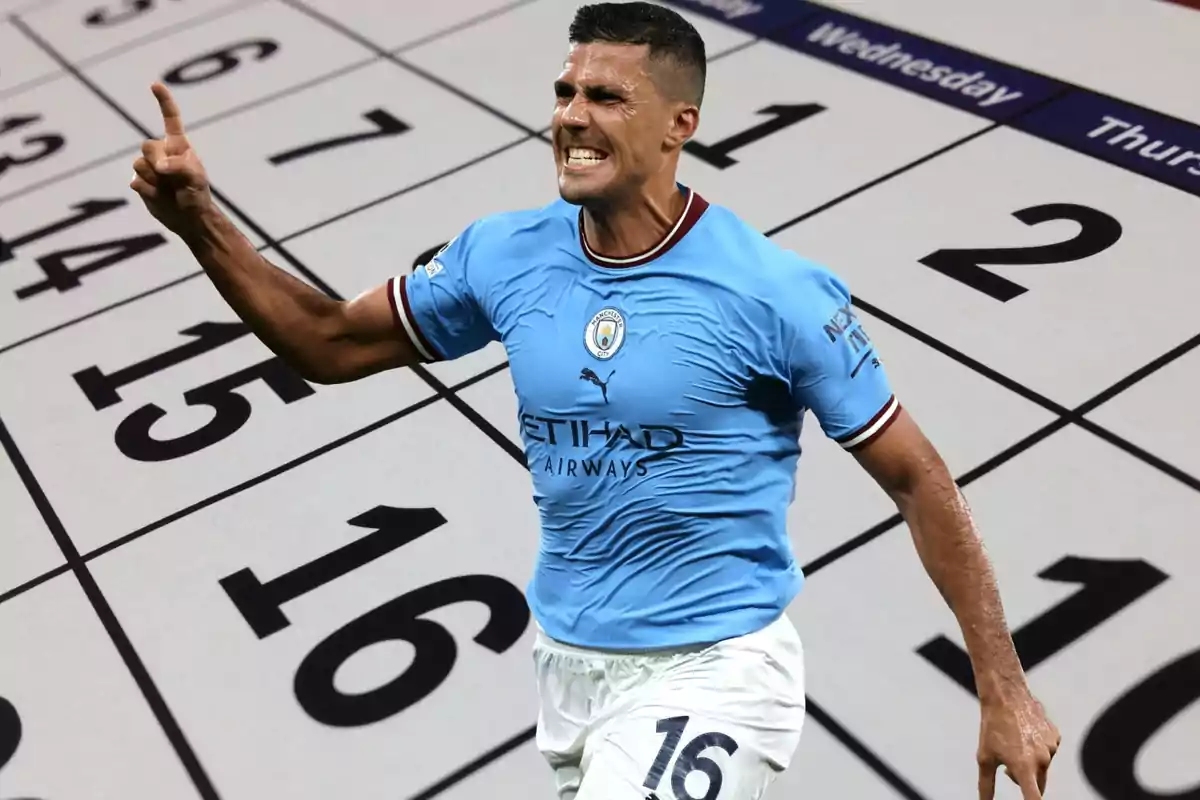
left=559, top=707, right=799, bottom=800
left=533, top=615, right=805, bottom=800
left=642, top=715, right=741, bottom=800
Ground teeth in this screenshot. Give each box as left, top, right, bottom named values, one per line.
left=567, top=147, right=605, bottom=165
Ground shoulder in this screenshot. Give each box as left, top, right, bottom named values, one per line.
left=694, top=201, right=850, bottom=322
left=447, top=198, right=578, bottom=267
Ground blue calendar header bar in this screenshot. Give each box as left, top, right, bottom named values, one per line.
left=1016, top=91, right=1200, bottom=197
left=665, top=0, right=816, bottom=37
left=773, top=6, right=1064, bottom=121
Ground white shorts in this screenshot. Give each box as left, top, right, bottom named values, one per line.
left=532, top=613, right=806, bottom=800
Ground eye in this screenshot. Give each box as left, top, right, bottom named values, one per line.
left=585, top=86, right=623, bottom=104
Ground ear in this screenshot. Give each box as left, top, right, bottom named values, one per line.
left=664, top=103, right=700, bottom=149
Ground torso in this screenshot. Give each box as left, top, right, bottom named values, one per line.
left=478, top=188, right=807, bottom=649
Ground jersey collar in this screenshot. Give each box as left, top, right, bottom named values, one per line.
left=578, top=186, right=709, bottom=268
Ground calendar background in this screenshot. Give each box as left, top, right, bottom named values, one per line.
left=1, top=1, right=1197, bottom=798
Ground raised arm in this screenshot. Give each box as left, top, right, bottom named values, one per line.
left=129, top=82, right=419, bottom=384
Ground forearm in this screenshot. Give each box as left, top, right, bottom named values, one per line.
left=897, top=467, right=1027, bottom=704
left=178, top=206, right=341, bottom=378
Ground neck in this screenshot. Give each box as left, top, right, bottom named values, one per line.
left=581, top=177, right=688, bottom=259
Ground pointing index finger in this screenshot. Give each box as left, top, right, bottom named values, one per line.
left=151, top=81, right=186, bottom=137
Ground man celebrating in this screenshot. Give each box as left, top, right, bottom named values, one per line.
left=129, top=3, right=1059, bottom=798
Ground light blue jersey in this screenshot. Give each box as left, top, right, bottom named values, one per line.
left=392, top=186, right=899, bottom=650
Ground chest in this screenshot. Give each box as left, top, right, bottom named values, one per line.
left=498, top=275, right=793, bottom=430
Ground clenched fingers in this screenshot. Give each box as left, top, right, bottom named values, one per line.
left=132, top=156, right=157, bottom=185
left=138, top=140, right=191, bottom=177
left=142, top=138, right=166, bottom=166
left=129, top=174, right=157, bottom=199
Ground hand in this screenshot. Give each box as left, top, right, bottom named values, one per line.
left=978, top=689, right=1061, bottom=799
left=130, top=82, right=214, bottom=234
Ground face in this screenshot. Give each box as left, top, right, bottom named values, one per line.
left=551, top=42, right=692, bottom=205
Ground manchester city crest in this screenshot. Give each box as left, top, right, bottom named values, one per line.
left=584, top=307, right=625, bottom=360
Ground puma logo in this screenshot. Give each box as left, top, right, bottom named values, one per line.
left=579, top=367, right=614, bottom=403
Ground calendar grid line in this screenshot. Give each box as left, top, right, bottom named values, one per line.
left=764, top=85, right=1075, bottom=238
left=0, top=0, right=270, bottom=103
left=272, top=131, right=541, bottom=246
left=279, top=0, right=545, bottom=139
left=77, top=391, right=446, bottom=567
left=0, top=269, right=208, bottom=357
left=1073, top=330, right=1200, bottom=417
left=0, top=140, right=142, bottom=206
left=801, top=418, right=1072, bottom=577
left=0, top=358, right=510, bottom=606
left=0, top=562, right=69, bottom=607
left=0, top=66, right=58, bottom=103
left=801, top=323, right=1200, bottom=576
left=408, top=725, right=537, bottom=800
left=847, top=298, right=1200, bottom=492
left=0, top=415, right=223, bottom=799
left=1070, top=418, right=1200, bottom=493
left=805, top=698, right=931, bottom=800
left=383, top=0, right=544, bottom=58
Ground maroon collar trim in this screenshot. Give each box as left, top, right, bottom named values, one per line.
left=579, top=188, right=709, bottom=268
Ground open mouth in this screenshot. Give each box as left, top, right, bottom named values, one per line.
left=564, top=146, right=608, bottom=168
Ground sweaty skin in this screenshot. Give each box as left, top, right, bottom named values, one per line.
left=551, top=42, right=697, bottom=259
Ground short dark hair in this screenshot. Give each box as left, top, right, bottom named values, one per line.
left=568, top=2, right=707, bottom=106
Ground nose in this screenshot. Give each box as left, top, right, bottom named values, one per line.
left=559, top=92, right=590, bottom=131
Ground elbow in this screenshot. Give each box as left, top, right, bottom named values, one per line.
left=269, top=348, right=340, bottom=386
left=257, top=316, right=344, bottom=386
left=293, top=365, right=339, bottom=385
left=290, top=345, right=357, bottom=386
left=288, top=296, right=411, bottom=385
left=853, top=408, right=964, bottom=527
left=298, top=302, right=357, bottom=384
left=873, top=448, right=958, bottom=525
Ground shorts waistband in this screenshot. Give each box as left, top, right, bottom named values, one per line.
left=533, top=612, right=791, bottom=659
left=534, top=624, right=718, bottom=659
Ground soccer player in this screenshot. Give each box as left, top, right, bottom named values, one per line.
left=130, top=3, right=1060, bottom=798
